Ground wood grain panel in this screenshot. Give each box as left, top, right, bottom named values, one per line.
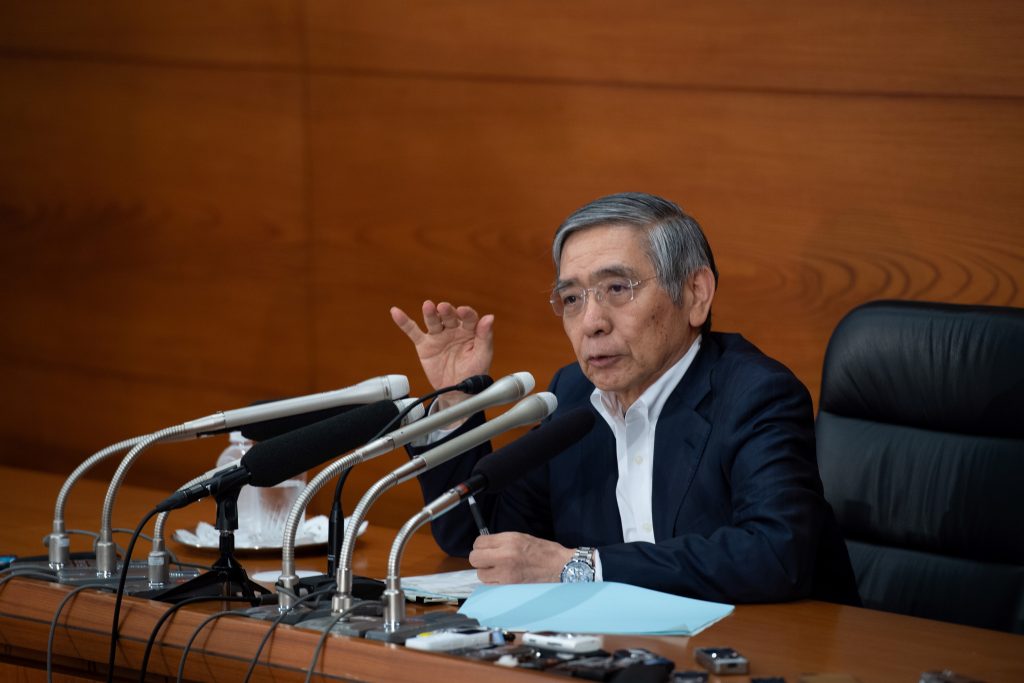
left=307, top=0, right=1024, bottom=97
left=0, top=59, right=310, bottom=483
left=0, top=1, right=303, bottom=66
left=307, top=75, right=1024, bottom=450
left=1, top=0, right=1021, bottom=542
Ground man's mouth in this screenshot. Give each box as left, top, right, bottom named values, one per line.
left=586, top=354, right=621, bottom=368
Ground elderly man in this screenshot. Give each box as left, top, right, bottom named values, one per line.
left=391, top=192, right=857, bottom=604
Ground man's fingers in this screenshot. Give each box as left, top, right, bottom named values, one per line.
left=472, top=531, right=514, bottom=550
left=456, top=305, right=480, bottom=329
left=390, top=306, right=424, bottom=343
left=476, top=313, right=495, bottom=341
left=422, top=300, right=444, bottom=333
left=436, top=301, right=459, bottom=331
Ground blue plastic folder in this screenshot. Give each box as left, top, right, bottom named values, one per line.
left=458, top=581, right=733, bottom=636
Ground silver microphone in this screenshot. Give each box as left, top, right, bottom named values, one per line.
left=88, top=375, right=409, bottom=578
left=274, top=372, right=536, bottom=610
left=332, top=392, right=557, bottom=614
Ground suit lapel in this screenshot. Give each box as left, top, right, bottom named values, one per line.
left=576, top=418, right=624, bottom=544
left=651, top=336, right=718, bottom=541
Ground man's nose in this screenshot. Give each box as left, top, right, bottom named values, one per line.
left=578, top=292, right=612, bottom=335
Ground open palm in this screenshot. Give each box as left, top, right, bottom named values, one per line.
left=390, top=300, right=495, bottom=393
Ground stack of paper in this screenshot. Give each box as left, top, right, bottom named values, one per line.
left=457, top=581, right=733, bottom=636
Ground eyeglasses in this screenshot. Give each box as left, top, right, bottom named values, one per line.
left=549, top=276, right=656, bottom=317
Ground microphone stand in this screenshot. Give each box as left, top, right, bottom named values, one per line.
left=134, top=486, right=270, bottom=605
left=363, top=489, right=478, bottom=643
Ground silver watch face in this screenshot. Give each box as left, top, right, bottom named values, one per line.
left=560, top=559, right=595, bottom=583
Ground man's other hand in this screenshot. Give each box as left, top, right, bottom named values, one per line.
left=469, top=532, right=574, bottom=584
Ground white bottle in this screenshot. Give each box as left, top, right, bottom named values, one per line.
left=215, top=431, right=306, bottom=547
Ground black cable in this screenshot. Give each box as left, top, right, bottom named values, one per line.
left=303, top=612, right=346, bottom=683
left=138, top=594, right=255, bottom=683
left=241, top=585, right=339, bottom=683
left=47, top=583, right=115, bottom=683
left=176, top=608, right=247, bottom=683
left=105, top=506, right=159, bottom=683
left=0, top=570, right=58, bottom=587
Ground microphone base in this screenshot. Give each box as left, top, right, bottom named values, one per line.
left=240, top=598, right=382, bottom=627
left=9, top=551, right=100, bottom=572
left=362, top=610, right=479, bottom=643
left=295, top=573, right=386, bottom=601
left=294, top=610, right=382, bottom=636
left=242, top=603, right=316, bottom=625
left=55, top=561, right=200, bottom=586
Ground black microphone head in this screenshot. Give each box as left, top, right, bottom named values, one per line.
left=240, top=399, right=398, bottom=487
left=456, top=374, right=494, bottom=395
left=471, top=406, right=596, bottom=493
left=239, top=403, right=362, bottom=442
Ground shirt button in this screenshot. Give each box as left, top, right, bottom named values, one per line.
left=634, top=455, right=644, bottom=465
left=643, top=522, right=653, bottom=532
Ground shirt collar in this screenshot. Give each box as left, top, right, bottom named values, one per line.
left=590, top=335, right=702, bottom=423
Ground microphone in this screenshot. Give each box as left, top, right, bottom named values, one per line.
left=45, top=374, right=407, bottom=571
left=175, top=374, right=409, bottom=440
left=377, top=406, right=596, bottom=632
left=332, top=392, right=557, bottom=613
left=273, top=372, right=534, bottom=610
left=442, top=405, right=595, bottom=505
left=369, top=371, right=534, bottom=451
left=453, top=374, right=493, bottom=395
left=325, top=373, right=495, bottom=576
left=239, top=404, right=358, bottom=442
left=155, top=399, right=401, bottom=512
left=143, top=399, right=425, bottom=589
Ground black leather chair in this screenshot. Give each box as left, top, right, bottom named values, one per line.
left=816, top=300, right=1024, bottom=633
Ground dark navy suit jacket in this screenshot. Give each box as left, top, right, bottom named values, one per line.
left=416, top=332, right=859, bottom=604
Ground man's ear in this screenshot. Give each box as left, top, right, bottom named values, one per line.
left=686, top=267, right=716, bottom=328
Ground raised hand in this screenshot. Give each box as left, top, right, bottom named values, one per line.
left=390, top=300, right=495, bottom=405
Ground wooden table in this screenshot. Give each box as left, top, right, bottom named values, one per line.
left=1, top=465, right=1021, bottom=682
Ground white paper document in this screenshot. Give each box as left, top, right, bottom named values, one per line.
left=458, top=581, right=733, bottom=636
left=401, top=569, right=483, bottom=602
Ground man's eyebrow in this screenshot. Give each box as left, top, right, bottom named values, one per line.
left=555, top=265, right=637, bottom=291
left=593, top=265, right=635, bottom=280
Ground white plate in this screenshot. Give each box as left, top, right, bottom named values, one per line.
left=172, top=515, right=367, bottom=554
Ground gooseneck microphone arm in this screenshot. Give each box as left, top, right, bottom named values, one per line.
left=47, top=435, right=147, bottom=569
left=331, top=391, right=557, bottom=615
left=275, top=373, right=534, bottom=610
left=380, top=406, right=596, bottom=631
left=324, top=374, right=494, bottom=577
left=381, top=493, right=465, bottom=630
left=60, top=375, right=410, bottom=576
left=96, top=425, right=192, bottom=576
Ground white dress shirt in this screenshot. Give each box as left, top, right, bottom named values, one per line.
left=588, top=336, right=702, bottom=578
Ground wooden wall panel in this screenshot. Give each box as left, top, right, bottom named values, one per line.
left=307, top=74, right=1023, bottom=524
left=308, top=75, right=1024, bottom=392
left=0, top=59, right=310, bottom=484
left=306, top=0, right=1024, bottom=97
left=0, top=1, right=1021, bottom=533
left=0, top=1, right=303, bottom=66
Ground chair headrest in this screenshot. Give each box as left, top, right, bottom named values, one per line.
left=820, top=300, right=1024, bottom=438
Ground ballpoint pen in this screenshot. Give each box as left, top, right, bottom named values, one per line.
left=466, top=494, right=489, bottom=535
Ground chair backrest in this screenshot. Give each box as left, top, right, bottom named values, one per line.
left=816, top=299, right=1024, bottom=633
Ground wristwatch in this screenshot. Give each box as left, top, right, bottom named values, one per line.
left=559, top=547, right=595, bottom=583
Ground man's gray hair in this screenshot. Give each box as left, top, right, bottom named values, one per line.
left=552, top=192, right=718, bottom=333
